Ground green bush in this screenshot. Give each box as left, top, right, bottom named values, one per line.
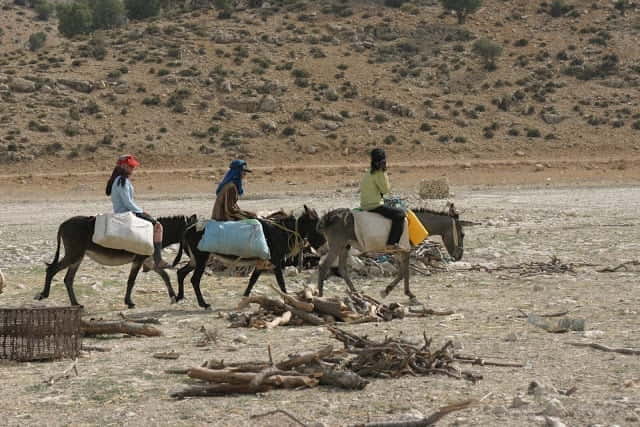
left=35, top=0, right=54, bottom=20
left=28, top=32, right=47, bottom=51
left=439, top=0, right=482, bottom=24
left=57, top=2, right=93, bottom=37
left=92, top=0, right=125, bottom=30
left=124, top=0, right=160, bottom=20
left=549, top=0, right=572, bottom=17
left=472, top=38, right=502, bottom=69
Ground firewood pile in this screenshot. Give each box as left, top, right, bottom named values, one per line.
left=169, top=327, right=482, bottom=399
left=227, top=285, right=405, bottom=328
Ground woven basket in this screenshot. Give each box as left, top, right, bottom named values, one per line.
left=0, top=306, right=82, bottom=361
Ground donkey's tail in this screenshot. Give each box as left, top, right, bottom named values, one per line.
left=46, top=227, right=62, bottom=267
left=318, top=208, right=352, bottom=232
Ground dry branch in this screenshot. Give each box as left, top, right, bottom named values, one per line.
left=45, top=358, right=78, bottom=386
left=118, top=312, right=161, bottom=325
left=352, top=400, right=476, bottom=427
left=597, top=260, right=640, bottom=273
left=81, top=319, right=162, bottom=337
left=251, top=409, right=307, bottom=426
left=567, top=342, right=640, bottom=355
left=453, top=355, right=525, bottom=368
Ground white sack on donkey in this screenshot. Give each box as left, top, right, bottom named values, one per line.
left=92, top=212, right=154, bottom=256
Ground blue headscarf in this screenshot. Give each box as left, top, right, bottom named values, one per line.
left=216, top=159, right=248, bottom=196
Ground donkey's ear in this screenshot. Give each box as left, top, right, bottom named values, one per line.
left=189, top=214, right=198, bottom=223
left=304, top=204, right=310, bottom=213
left=447, top=202, right=457, bottom=216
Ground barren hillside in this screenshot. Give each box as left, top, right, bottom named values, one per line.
left=1, top=0, right=639, bottom=175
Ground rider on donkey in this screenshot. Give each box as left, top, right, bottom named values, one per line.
left=211, top=159, right=257, bottom=221
left=359, top=148, right=406, bottom=251
left=106, top=154, right=170, bottom=269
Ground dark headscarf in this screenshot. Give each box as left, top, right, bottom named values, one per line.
left=370, top=148, right=387, bottom=173
left=216, top=159, right=251, bottom=196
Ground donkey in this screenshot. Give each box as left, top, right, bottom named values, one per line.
left=179, top=206, right=326, bottom=309
left=36, top=215, right=197, bottom=308
left=317, top=203, right=467, bottom=303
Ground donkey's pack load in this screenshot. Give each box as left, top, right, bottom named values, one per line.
left=197, top=219, right=270, bottom=260
left=92, top=212, right=154, bottom=256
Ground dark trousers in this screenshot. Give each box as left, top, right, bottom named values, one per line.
left=134, top=212, right=157, bottom=225
left=369, top=205, right=405, bottom=245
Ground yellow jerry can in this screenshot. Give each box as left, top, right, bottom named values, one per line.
left=406, top=209, right=429, bottom=246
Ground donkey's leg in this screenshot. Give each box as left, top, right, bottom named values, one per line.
left=337, top=247, right=356, bottom=292
left=243, top=268, right=262, bottom=297
left=274, top=268, right=287, bottom=294
left=124, top=260, right=144, bottom=309
left=190, top=252, right=211, bottom=309
left=153, top=264, right=176, bottom=303
left=400, top=252, right=418, bottom=304
left=318, top=246, right=340, bottom=297
left=63, top=261, right=82, bottom=307
left=37, top=253, right=83, bottom=300
left=176, top=264, right=194, bottom=301
left=381, top=254, right=405, bottom=299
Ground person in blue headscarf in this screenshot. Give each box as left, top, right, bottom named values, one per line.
left=211, top=160, right=257, bottom=220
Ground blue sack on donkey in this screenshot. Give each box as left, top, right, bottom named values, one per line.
left=197, top=219, right=271, bottom=260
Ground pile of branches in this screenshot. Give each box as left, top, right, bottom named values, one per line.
left=227, top=285, right=405, bottom=328
left=466, top=256, right=586, bottom=277
left=170, top=327, right=486, bottom=399
left=328, top=327, right=482, bottom=382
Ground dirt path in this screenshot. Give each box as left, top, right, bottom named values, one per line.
left=1, top=185, right=640, bottom=426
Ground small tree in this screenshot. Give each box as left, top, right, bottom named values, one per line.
left=92, top=0, right=126, bottom=30
left=439, top=0, right=482, bottom=24
left=473, top=38, right=502, bottom=70
left=614, top=0, right=630, bottom=15
left=34, top=0, right=54, bottom=20
left=57, top=1, right=93, bottom=37
left=124, top=0, right=161, bottom=20
left=28, top=32, right=47, bottom=51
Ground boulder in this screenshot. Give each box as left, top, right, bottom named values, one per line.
left=9, top=78, right=37, bottom=93
left=258, top=95, right=279, bottom=113
left=57, top=79, right=94, bottom=93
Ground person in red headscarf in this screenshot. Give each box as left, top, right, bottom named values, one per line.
left=105, top=154, right=169, bottom=269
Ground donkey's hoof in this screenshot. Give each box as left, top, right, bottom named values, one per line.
left=408, top=297, right=421, bottom=306
left=379, top=289, right=388, bottom=299
left=34, top=292, right=46, bottom=300
left=126, top=303, right=136, bottom=309
left=202, top=304, right=212, bottom=311
left=170, top=296, right=177, bottom=304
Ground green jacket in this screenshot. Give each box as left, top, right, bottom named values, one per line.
left=360, top=170, right=390, bottom=210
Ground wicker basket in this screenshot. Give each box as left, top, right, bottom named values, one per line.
left=0, top=306, right=82, bottom=361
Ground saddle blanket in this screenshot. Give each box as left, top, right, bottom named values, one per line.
left=92, top=212, right=154, bottom=256
left=197, top=219, right=271, bottom=260
left=352, top=210, right=410, bottom=253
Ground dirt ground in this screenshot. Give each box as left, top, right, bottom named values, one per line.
left=1, top=173, right=640, bottom=426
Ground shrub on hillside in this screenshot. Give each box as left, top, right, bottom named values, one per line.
left=57, top=2, right=93, bottom=37
left=92, top=0, right=126, bottom=30
left=439, top=0, right=482, bottom=24
left=35, top=0, right=54, bottom=20
left=472, top=38, right=502, bottom=70
left=28, top=32, right=46, bottom=51
left=124, top=0, right=160, bottom=20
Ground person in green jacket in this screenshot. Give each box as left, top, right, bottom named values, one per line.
left=360, top=148, right=405, bottom=250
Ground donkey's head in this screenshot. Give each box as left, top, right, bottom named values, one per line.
left=297, top=205, right=326, bottom=250
left=443, top=203, right=464, bottom=261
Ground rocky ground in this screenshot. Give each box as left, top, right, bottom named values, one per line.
left=1, top=179, right=639, bottom=426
